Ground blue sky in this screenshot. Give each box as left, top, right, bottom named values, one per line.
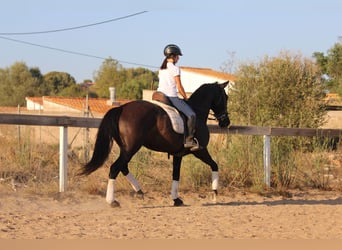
left=1, top=0, right=341, bottom=82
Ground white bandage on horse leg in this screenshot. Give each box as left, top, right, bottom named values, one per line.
left=106, top=179, right=115, bottom=204
left=171, top=180, right=179, bottom=200
left=126, top=173, right=141, bottom=192
left=212, top=171, right=219, bottom=190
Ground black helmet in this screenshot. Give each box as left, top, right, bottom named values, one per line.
left=164, top=44, right=183, bottom=57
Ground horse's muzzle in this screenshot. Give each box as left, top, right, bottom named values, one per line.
left=217, top=113, right=230, bottom=128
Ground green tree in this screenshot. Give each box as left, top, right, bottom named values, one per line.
left=327, top=43, right=342, bottom=93
left=0, top=62, right=45, bottom=106
left=313, top=43, right=342, bottom=94
left=58, top=84, right=85, bottom=97
left=93, top=58, right=157, bottom=99
left=93, top=58, right=125, bottom=98
left=312, top=51, right=328, bottom=73
left=43, top=71, right=76, bottom=96
left=117, top=67, right=158, bottom=99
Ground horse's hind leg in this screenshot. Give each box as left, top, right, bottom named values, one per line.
left=106, top=151, right=144, bottom=206
left=192, top=149, right=219, bottom=202
left=121, top=165, right=144, bottom=199
left=106, top=154, right=129, bottom=207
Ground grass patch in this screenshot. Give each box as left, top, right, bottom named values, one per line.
left=1, top=125, right=342, bottom=197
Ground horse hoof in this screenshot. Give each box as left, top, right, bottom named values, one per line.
left=135, top=190, right=144, bottom=199
left=173, top=198, right=184, bottom=206
left=109, top=200, right=120, bottom=208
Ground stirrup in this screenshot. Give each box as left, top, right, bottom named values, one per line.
left=189, top=138, right=201, bottom=151
left=184, top=138, right=201, bottom=151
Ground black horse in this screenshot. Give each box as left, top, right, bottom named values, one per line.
left=80, top=81, right=230, bottom=206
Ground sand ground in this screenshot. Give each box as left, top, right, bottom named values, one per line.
left=1, top=188, right=342, bottom=239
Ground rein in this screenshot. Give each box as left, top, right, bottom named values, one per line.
left=208, top=111, right=228, bottom=121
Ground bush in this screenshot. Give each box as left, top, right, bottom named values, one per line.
left=229, top=51, right=326, bottom=128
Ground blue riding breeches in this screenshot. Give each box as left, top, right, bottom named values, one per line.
left=168, top=97, right=195, bottom=119
left=168, top=97, right=196, bottom=139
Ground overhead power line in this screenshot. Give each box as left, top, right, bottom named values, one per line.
left=0, top=11, right=148, bottom=35
left=0, top=11, right=158, bottom=69
left=0, top=35, right=158, bottom=69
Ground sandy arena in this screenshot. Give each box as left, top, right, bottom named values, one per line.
left=1, top=188, right=342, bottom=239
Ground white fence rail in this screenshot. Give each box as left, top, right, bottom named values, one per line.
left=1, top=113, right=342, bottom=192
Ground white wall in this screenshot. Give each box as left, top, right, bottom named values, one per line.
left=143, top=68, right=234, bottom=101
left=26, top=99, right=43, bottom=111
left=43, top=100, right=80, bottom=113
left=181, top=71, right=228, bottom=93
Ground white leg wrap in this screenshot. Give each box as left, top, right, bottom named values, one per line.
left=126, top=173, right=141, bottom=192
left=171, top=180, right=179, bottom=200
left=106, top=179, right=115, bottom=204
left=212, top=171, right=219, bottom=190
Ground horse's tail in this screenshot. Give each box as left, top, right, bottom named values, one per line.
left=80, top=107, right=122, bottom=176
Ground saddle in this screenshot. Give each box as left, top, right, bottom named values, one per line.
left=152, top=91, right=185, bottom=134
left=152, top=91, right=173, bottom=106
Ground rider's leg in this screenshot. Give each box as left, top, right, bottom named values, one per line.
left=184, top=114, right=200, bottom=150
left=168, top=97, right=200, bottom=150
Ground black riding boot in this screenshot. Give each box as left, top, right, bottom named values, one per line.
left=184, top=116, right=200, bottom=151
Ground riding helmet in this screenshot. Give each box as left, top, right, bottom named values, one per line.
left=164, top=44, right=183, bottom=57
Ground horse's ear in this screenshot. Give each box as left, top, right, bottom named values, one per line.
left=219, top=81, right=229, bottom=89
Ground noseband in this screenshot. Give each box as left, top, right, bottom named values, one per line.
left=213, top=95, right=228, bottom=121
left=215, top=112, right=228, bottom=122
left=215, top=111, right=229, bottom=126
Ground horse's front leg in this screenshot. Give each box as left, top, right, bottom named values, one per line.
left=212, top=171, right=218, bottom=202
left=193, top=148, right=219, bottom=203
left=172, top=156, right=184, bottom=206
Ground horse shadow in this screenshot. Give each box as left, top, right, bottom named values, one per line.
left=202, top=197, right=342, bottom=207
left=139, top=198, right=342, bottom=209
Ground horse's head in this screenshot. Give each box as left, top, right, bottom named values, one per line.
left=211, top=81, right=230, bottom=128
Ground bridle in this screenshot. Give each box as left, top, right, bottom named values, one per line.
left=212, top=87, right=230, bottom=127
left=215, top=111, right=228, bottom=122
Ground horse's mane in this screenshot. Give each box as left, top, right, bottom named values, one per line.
left=189, top=83, right=218, bottom=102
left=187, top=83, right=221, bottom=119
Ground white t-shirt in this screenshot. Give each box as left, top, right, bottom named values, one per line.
left=157, top=62, right=181, bottom=97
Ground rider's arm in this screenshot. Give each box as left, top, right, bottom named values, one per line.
left=175, top=75, right=188, bottom=101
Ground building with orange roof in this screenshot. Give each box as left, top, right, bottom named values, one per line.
left=0, top=106, right=27, bottom=113
left=25, top=95, right=131, bottom=117
left=143, top=66, right=235, bottom=101
left=180, top=66, right=235, bottom=93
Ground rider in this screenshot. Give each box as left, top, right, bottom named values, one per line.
left=157, top=44, right=200, bottom=151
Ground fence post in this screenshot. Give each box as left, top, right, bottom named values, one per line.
left=59, top=126, right=68, bottom=192
left=263, top=135, right=271, bottom=187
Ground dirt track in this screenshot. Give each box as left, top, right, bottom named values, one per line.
left=1, top=189, right=342, bottom=239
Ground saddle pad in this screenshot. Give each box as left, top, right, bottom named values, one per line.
left=151, top=101, right=184, bottom=134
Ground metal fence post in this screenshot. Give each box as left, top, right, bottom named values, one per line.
left=59, top=126, right=68, bottom=192
left=263, top=135, right=271, bottom=187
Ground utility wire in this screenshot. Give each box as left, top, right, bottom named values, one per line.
left=0, top=35, right=158, bottom=69
left=0, top=11, right=158, bottom=69
left=0, top=11, right=148, bottom=35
